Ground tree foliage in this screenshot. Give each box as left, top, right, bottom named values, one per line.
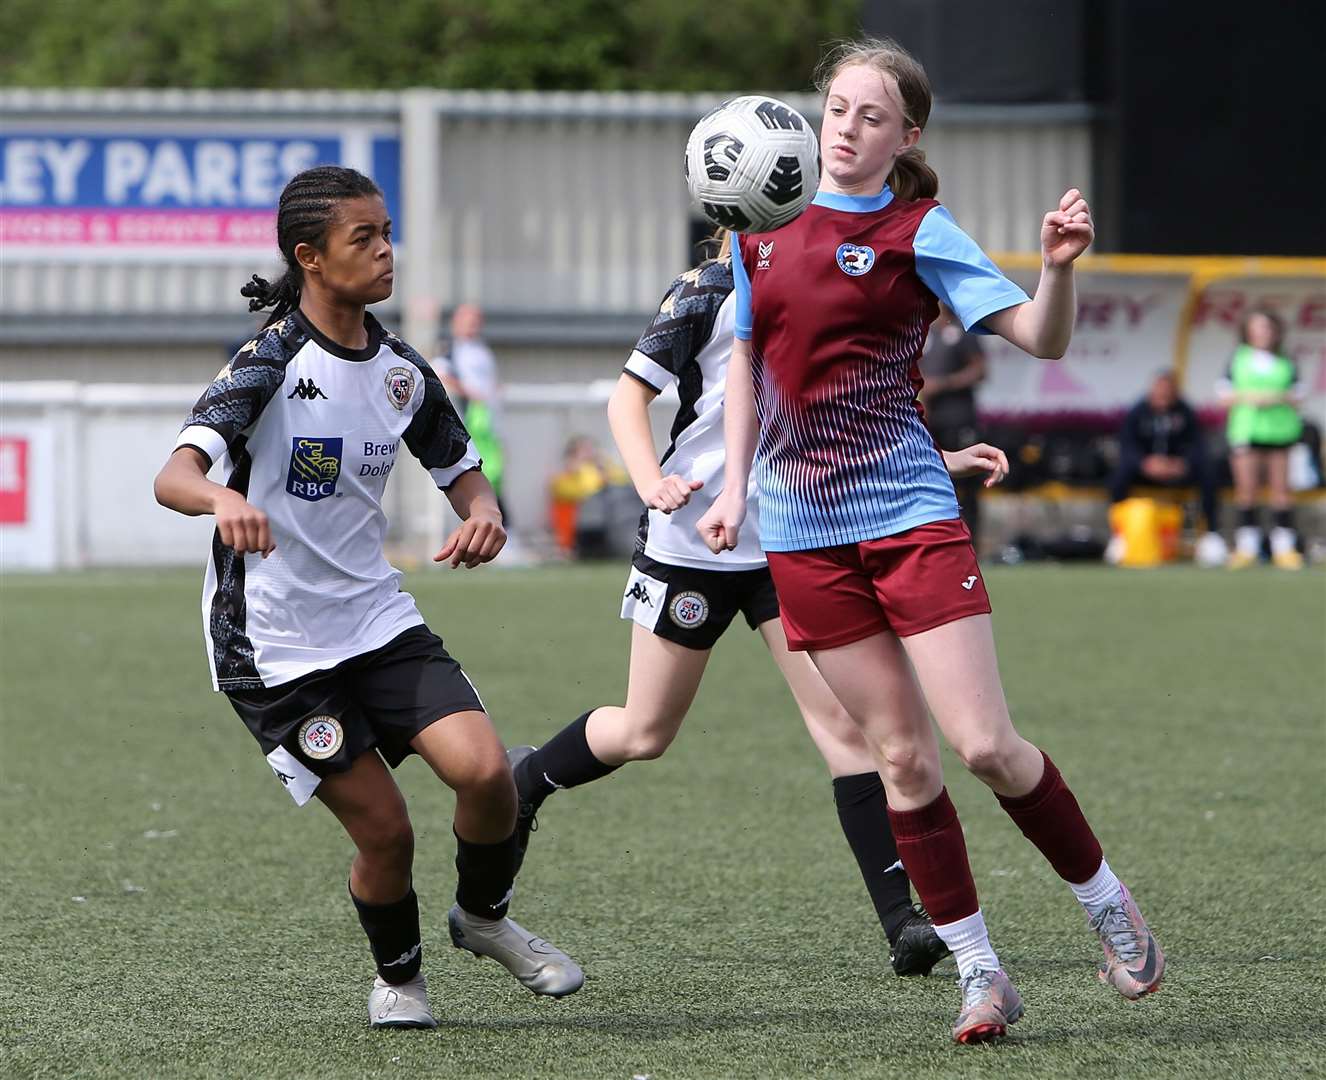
left=1, top=0, right=860, bottom=91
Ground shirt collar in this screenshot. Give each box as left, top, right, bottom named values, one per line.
left=812, top=184, right=894, bottom=213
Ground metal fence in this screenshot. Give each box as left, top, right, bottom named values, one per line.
left=2, top=89, right=1095, bottom=357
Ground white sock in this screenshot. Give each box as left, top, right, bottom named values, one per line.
left=1069, top=858, right=1123, bottom=913
left=933, top=909, right=1000, bottom=980
left=1235, top=525, right=1261, bottom=557
left=1270, top=526, right=1298, bottom=557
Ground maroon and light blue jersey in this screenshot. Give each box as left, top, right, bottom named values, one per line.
left=733, top=187, right=1028, bottom=552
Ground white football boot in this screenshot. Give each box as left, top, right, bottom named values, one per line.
left=368, top=972, right=438, bottom=1028
left=448, top=904, right=584, bottom=998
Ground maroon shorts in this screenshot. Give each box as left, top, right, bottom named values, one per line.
left=765, top=518, right=991, bottom=651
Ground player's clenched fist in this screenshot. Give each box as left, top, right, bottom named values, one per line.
left=1041, top=188, right=1094, bottom=268
left=213, top=488, right=275, bottom=557
left=644, top=474, right=703, bottom=514
left=695, top=492, right=746, bottom=554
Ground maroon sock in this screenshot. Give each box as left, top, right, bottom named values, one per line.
left=996, top=751, right=1103, bottom=885
left=885, top=788, right=980, bottom=925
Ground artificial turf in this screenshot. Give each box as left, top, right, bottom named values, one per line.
left=2, top=563, right=1323, bottom=1079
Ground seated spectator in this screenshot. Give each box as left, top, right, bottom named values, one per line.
left=549, top=436, right=630, bottom=558
left=1107, top=371, right=1226, bottom=560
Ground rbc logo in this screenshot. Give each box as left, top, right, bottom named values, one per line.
left=836, top=243, right=876, bottom=276
left=286, top=437, right=342, bottom=502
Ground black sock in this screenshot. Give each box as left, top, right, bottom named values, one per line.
left=521, top=711, right=620, bottom=809
left=1237, top=506, right=1259, bottom=529
left=455, top=830, right=518, bottom=920
left=351, top=884, right=422, bottom=984
left=833, top=772, right=914, bottom=944
left=1273, top=508, right=1295, bottom=532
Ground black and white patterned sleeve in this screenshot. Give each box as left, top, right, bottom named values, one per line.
left=399, top=352, right=481, bottom=490
left=174, top=326, right=295, bottom=465
left=623, top=258, right=735, bottom=392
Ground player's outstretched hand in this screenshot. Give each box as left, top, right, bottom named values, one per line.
left=944, top=443, right=1010, bottom=488
left=696, top=492, right=746, bottom=554
left=435, top=510, right=507, bottom=569
left=644, top=475, right=703, bottom=514
left=1041, top=188, right=1094, bottom=268
left=214, top=488, right=275, bottom=557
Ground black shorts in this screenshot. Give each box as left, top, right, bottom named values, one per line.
left=224, top=625, right=484, bottom=805
left=619, top=551, right=780, bottom=651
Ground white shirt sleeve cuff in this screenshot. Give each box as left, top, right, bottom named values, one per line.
left=429, top=438, right=483, bottom=490
left=623, top=350, right=674, bottom=391
left=174, top=425, right=229, bottom=466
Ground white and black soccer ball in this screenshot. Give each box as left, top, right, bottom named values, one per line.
left=684, top=95, right=819, bottom=234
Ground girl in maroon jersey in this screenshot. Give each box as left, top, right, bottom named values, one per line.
left=698, top=38, right=1165, bottom=1043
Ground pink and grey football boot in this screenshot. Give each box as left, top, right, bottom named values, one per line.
left=953, top=967, right=1025, bottom=1044
left=1090, top=883, right=1165, bottom=999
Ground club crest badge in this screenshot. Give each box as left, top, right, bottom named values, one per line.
left=836, top=243, right=876, bottom=276
left=385, top=367, right=415, bottom=410
left=669, top=591, right=710, bottom=629
left=297, top=715, right=343, bottom=760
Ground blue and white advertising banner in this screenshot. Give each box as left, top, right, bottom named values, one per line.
left=0, top=127, right=400, bottom=256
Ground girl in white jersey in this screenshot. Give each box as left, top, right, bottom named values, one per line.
left=508, top=233, right=1010, bottom=976
left=154, top=166, right=581, bottom=1029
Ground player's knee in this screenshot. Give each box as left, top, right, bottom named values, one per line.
left=879, top=741, right=934, bottom=790
left=955, top=735, right=1017, bottom=785
left=360, top=814, right=415, bottom=866
left=466, top=750, right=517, bottom=802
left=622, top=726, right=677, bottom=761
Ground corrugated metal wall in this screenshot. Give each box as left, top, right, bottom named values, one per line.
left=1, top=90, right=1094, bottom=356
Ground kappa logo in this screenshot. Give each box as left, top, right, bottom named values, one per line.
left=287, top=377, right=328, bottom=401
left=286, top=437, right=342, bottom=502
left=756, top=240, right=774, bottom=270
left=271, top=768, right=295, bottom=786
left=381, top=942, right=422, bottom=968
left=961, top=575, right=978, bottom=590
left=836, top=243, right=876, bottom=276
left=625, top=581, right=654, bottom=607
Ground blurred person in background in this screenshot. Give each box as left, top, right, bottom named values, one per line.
left=921, top=304, right=987, bottom=548
left=434, top=303, right=508, bottom=522
left=1105, top=370, right=1225, bottom=565
left=1219, top=307, right=1304, bottom=570
left=548, top=434, right=631, bottom=559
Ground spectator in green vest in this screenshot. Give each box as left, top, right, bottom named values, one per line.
left=1219, top=307, right=1304, bottom=570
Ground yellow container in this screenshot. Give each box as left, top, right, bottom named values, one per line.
left=1108, top=497, right=1183, bottom=567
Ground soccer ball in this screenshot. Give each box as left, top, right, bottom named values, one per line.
left=684, top=96, right=820, bottom=234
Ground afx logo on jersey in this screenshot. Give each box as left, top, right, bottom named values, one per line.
left=756, top=240, right=774, bottom=270
left=286, top=437, right=342, bottom=501
left=836, top=243, right=875, bottom=276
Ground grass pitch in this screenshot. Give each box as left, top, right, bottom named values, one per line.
left=2, top=563, right=1323, bottom=1079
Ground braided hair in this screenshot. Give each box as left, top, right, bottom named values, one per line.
left=240, top=165, right=383, bottom=327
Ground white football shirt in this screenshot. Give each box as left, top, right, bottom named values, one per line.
left=623, top=256, right=765, bottom=571
left=176, top=310, right=480, bottom=690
